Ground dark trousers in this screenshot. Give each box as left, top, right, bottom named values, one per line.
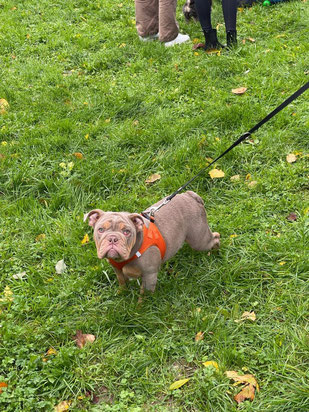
left=195, top=0, right=237, bottom=32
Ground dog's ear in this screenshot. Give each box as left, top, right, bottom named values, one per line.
left=84, top=209, right=104, bottom=227
left=128, top=214, right=144, bottom=232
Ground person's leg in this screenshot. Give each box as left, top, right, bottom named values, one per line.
left=158, top=0, right=179, bottom=42
left=222, top=0, right=237, bottom=46
left=194, top=0, right=212, bottom=31
left=135, top=0, right=159, bottom=39
left=195, top=0, right=223, bottom=50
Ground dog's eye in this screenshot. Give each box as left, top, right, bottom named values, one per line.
left=123, top=229, right=130, bottom=236
left=98, top=228, right=105, bottom=233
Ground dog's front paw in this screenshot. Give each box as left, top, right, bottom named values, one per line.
left=212, top=232, right=220, bottom=250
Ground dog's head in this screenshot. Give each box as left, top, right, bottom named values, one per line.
left=84, top=210, right=144, bottom=261
left=182, top=0, right=199, bottom=22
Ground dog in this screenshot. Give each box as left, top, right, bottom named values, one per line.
left=182, top=0, right=200, bottom=22
left=84, top=191, right=220, bottom=297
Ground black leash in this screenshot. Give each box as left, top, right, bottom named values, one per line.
left=143, top=81, right=309, bottom=221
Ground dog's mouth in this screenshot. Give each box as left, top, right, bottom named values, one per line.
left=106, top=247, right=120, bottom=259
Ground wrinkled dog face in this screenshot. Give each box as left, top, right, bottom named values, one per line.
left=84, top=210, right=144, bottom=261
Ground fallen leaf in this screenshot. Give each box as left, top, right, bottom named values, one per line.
left=195, top=331, right=204, bottom=342
left=55, top=259, right=66, bottom=274
left=192, top=43, right=205, bottom=50
left=248, top=37, right=255, bottom=43
left=230, top=174, right=240, bottom=181
left=46, top=347, right=57, bottom=356
left=0, top=99, right=9, bottom=115
left=225, top=371, right=259, bottom=391
left=81, top=234, right=89, bottom=245
left=209, top=169, right=225, bottom=179
left=287, top=212, right=297, bottom=221
left=203, top=361, right=219, bottom=370
left=169, top=378, right=191, bottom=391
left=235, top=311, right=256, bottom=323
left=54, top=400, right=71, bottom=412
left=0, top=382, right=8, bottom=394
left=279, top=261, right=286, bottom=266
left=145, top=173, right=161, bottom=184
left=232, top=87, right=247, bottom=95
left=247, top=180, right=257, bottom=188
left=73, top=330, right=96, bottom=348
left=245, top=173, right=251, bottom=180
left=36, top=233, right=46, bottom=242
left=286, top=153, right=297, bottom=163
left=73, top=152, right=83, bottom=159
left=234, top=383, right=256, bottom=404
left=230, top=234, right=238, bottom=238
left=12, top=271, right=26, bottom=280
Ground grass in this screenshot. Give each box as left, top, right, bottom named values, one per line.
left=0, top=0, right=308, bottom=410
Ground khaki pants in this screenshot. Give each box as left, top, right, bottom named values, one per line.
left=135, top=0, right=179, bottom=43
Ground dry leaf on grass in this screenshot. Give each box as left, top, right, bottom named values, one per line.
left=287, top=212, right=298, bottom=221
left=73, top=330, right=96, bottom=348
left=55, top=259, right=66, bottom=274
left=12, top=271, right=27, bottom=280
left=73, top=152, right=83, bottom=159
left=235, top=311, right=256, bottom=323
left=0, top=98, right=9, bottom=115
left=169, top=378, right=191, bottom=390
left=247, top=180, right=257, bottom=188
left=209, top=169, right=225, bottom=179
left=195, top=331, right=204, bottom=342
left=0, top=382, right=8, bottom=394
left=234, top=383, right=256, bottom=404
left=145, top=173, right=161, bottom=184
left=35, top=233, right=46, bottom=242
left=225, top=370, right=259, bottom=404
left=230, top=174, right=240, bottom=181
left=232, top=87, right=247, bottom=95
left=286, top=153, right=297, bottom=163
left=54, top=400, right=71, bottom=412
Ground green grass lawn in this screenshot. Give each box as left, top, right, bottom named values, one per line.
left=0, top=0, right=308, bottom=410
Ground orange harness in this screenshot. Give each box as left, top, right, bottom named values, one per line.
left=108, top=222, right=166, bottom=271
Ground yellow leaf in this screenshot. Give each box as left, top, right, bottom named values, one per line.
left=46, top=347, right=57, bottom=356
left=36, top=233, right=46, bottom=242
left=0, top=99, right=9, bottom=115
left=279, top=261, right=286, bottom=266
left=195, top=331, right=204, bottom=341
left=230, top=234, right=238, bottom=238
left=145, top=173, right=161, bottom=184
left=73, top=152, right=83, bottom=159
left=248, top=37, right=255, bottom=43
left=81, top=234, right=89, bottom=245
left=245, top=173, right=251, bottom=180
left=203, top=361, right=219, bottom=370
left=235, top=311, right=256, bottom=323
left=54, top=400, right=71, bottom=412
left=209, top=169, right=225, bottom=179
left=231, top=87, right=247, bottom=95
left=169, top=378, right=190, bottom=391
left=230, top=174, right=240, bottom=182
left=286, top=153, right=297, bottom=163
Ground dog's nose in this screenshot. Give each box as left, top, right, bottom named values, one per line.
left=108, top=235, right=119, bottom=244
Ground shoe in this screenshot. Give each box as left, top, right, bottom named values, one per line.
left=139, top=33, right=159, bottom=42
left=202, top=29, right=224, bottom=50
left=226, top=30, right=237, bottom=48
left=165, top=33, right=190, bottom=47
